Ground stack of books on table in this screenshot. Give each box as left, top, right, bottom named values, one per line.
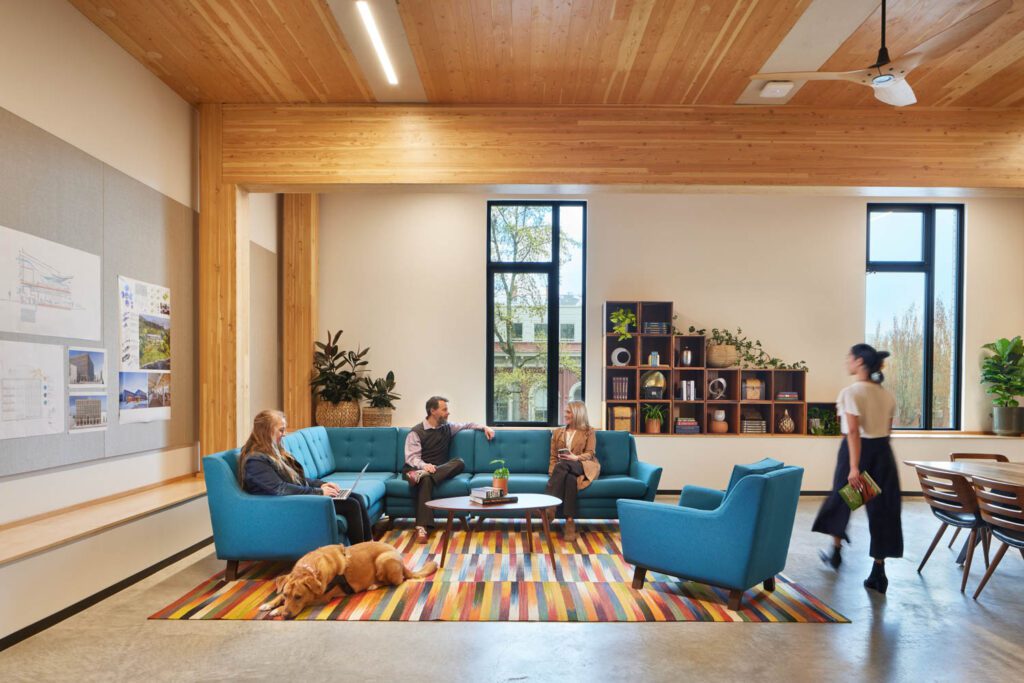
left=674, top=417, right=700, bottom=434
left=776, top=391, right=800, bottom=401
left=469, top=487, right=517, bottom=505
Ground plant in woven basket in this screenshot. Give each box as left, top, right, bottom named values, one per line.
left=361, top=371, right=400, bottom=426
left=311, top=330, right=368, bottom=426
left=688, top=326, right=808, bottom=371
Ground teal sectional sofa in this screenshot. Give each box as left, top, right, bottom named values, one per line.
left=204, top=426, right=661, bottom=575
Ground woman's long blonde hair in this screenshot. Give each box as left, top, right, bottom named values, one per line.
left=237, top=410, right=304, bottom=486
left=565, top=401, right=592, bottom=431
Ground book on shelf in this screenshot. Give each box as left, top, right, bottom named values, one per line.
left=470, top=486, right=504, bottom=500
left=775, top=391, right=800, bottom=401
left=642, top=322, right=670, bottom=334
left=677, top=380, right=697, bottom=401
left=470, top=495, right=519, bottom=505
left=612, top=376, right=630, bottom=400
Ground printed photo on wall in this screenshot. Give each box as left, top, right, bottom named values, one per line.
left=68, top=394, right=108, bottom=432
left=68, top=347, right=106, bottom=390
left=118, top=275, right=171, bottom=423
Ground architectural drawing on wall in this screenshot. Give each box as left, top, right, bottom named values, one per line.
left=0, top=225, right=101, bottom=340
left=118, top=276, right=171, bottom=423
left=68, top=394, right=108, bottom=432
left=0, top=341, right=64, bottom=440
left=68, top=347, right=106, bottom=390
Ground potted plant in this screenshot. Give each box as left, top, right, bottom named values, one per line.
left=490, top=458, right=510, bottom=495
left=310, top=329, right=369, bottom=427
left=610, top=308, right=638, bottom=341
left=688, top=325, right=808, bottom=371
left=361, top=371, right=400, bottom=427
left=981, top=336, right=1024, bottom=436
left=808, top=405, right=841, bottom=436
left=642, top=403, right=665, bottom=434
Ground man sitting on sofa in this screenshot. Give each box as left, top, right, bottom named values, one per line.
left=405, top=395, right=495, bottom=543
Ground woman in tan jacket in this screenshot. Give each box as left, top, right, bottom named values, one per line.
left=545, top=400, right=599, bottom=541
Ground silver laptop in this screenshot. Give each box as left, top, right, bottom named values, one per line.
left=337, top=463, right=370, bottom=500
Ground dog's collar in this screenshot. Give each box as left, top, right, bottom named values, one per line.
left=327, top=573, right=355, bottom=595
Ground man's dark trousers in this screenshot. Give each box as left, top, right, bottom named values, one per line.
left=405, top=458, right=465, bottom=527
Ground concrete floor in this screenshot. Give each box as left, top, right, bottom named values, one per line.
left=2, top=498, right=1023, bottom=682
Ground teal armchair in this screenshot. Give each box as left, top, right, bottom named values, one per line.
left=617, top=463, right=804, bottom=611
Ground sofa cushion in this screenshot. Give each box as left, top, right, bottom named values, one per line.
left=578, top=475, right=648, bottom=499
left=326, top=427, right=399, bottom=473
left=298, top=427, right=337, bottom=479
left=726, top=458, right=784, bottom=497
left=319, top=475, right=388, bottom=508
left=468, top=472, right=550, bottom=494
left=384, top=473, right=474, bottom=499
left=282, top=431, right=323, bottom=479
left=594, top=431, right=632, bottom=475
left=473, top=430, right=550, bottom=475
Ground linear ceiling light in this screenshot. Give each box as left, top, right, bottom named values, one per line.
left=355, top=1, right=398, bottom=85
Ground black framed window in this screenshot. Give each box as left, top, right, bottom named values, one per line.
left=487, top=201, right=586, bottom=426
left=865, top=204, right=964, bottom=430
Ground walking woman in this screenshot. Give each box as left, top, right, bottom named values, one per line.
left=545, top=400, right=599, bottom=542
left=239, top=409, right=372, bottom=544
left=812, top=344, right=903, bottom=593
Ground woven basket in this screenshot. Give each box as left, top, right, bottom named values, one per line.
left=706, top=344, right=739, bottom=368
left=361, top=407, right=394, bottom=427
left=316, top=400, right=360, bottom=427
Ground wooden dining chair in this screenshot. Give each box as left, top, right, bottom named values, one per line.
left=971, top=477, right=1024, bottom=600
left=914, top=465, right=988, bottom=593
left=945, top=453, right=1008, bottom=549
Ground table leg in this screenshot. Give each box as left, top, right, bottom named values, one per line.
left=540, top=507, right=557, bottom=566
left=439, top=511, right=454, bottom=568
left=525, top=512, right=535, bottom=552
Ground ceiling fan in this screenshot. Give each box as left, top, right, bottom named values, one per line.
left=750, top=0, right=1012, bottom=107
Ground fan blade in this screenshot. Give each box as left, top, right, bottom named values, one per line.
left=899, top=0, right=1012, bottom=72
left=873, top=79, right=917, bottom=107
left=750, top=69, right=869, bottom=83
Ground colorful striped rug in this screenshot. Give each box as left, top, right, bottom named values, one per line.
left=151, top=522, right=847, bottom=623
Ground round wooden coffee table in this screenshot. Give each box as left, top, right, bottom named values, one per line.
left=425, top=493, right=562, bottom=567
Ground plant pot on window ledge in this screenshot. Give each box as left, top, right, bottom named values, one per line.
left=992, top=406, right=1021, bottom=436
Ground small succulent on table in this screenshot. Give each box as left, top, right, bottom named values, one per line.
left=491, top=458, right=510, bottom=494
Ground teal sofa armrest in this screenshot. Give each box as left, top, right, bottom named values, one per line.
left=678, top=485, right=725, bottom=510
left=629, top=459, right=663, bottom=501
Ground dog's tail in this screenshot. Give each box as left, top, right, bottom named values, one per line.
left=403, top=560, right=438, bottom=579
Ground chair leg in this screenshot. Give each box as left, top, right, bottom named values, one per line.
left=960, top=529, right=977, bottom=593
left=981, top=528, right=990, bottom=568
left=973, top=543, right=1009, bottom=600
left=225, top=560, right=239, bottom=581
left=947, top=527, right=961, bottom=549
left=763, top=577, right=776, bottom=592
left=727, top=589, right=743, bottom=611
left=631, top=566, right=648, bottom=590
left=918, top=522, right=948, bottom=573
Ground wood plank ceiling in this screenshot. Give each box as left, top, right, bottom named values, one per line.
left=70, top=0, right=1024, bottom=108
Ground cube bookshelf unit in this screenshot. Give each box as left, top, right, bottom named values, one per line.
left=603, top=300, right=809, bottom=436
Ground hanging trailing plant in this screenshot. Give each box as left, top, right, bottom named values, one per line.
left=688, top=325, right=808, bottom=371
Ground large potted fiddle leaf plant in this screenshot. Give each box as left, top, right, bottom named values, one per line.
left=981, top=336, right=1024, bottom=436
left=311, top=330, right=369, bottom=427
left=361, top=371, right=400, bottom=427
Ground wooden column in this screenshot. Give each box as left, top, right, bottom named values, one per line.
left=198, top=103, right=249, bottom=456
left=281, top=194, right=319, bottom=429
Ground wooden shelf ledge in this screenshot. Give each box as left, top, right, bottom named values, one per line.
left=0, top=475, right=207, bottom=567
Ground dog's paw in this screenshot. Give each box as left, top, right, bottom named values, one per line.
left=258, top=602, right=272, bottom=612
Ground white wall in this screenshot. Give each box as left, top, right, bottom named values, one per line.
left=249, top=194, right=282, bottom=423
left=318, top=188, right=1024, bottom=489
left=0, top=0, right=202, bottom=640
left=0, top=0, right=195, bottom=208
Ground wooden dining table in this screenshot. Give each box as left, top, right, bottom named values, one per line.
left=904, top=460, right=1024, bottom=486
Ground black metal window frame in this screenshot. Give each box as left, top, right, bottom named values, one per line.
left=486, top=200, right=587, bottom=427
left=865, top=203, right=965, bottom=430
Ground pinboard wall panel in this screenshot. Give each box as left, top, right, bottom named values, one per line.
left=0, top=106, right=196, bottom=477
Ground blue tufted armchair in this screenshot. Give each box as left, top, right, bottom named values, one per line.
left=617, top=459, right=804, bottom=611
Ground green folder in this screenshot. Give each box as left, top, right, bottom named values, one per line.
left=838, top=472, right=881, bottom=511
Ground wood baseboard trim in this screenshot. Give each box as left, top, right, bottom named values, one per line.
left=0, top=536, right=213, bottom=652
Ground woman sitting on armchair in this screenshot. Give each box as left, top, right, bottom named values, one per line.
left=545, top=400, right=600, bottom=541
left=238, top=409, right=371, bottom=544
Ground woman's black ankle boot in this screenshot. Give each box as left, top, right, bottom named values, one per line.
left=864, top=562, right=888, bottom=594
left=819, top=545, right=842, bottom=570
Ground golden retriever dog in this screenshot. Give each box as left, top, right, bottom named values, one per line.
left=259, top=541, right=437, bottom=619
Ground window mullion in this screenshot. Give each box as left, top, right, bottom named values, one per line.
left=923, top=208, right=936, bottom=430
left=549, top=206, right=560, bottom=427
